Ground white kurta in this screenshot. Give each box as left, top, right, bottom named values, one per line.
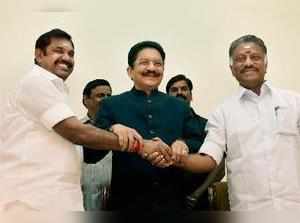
left=200, top=82, right=300, bottom=210
left=0, top=65, right=83, bottom=211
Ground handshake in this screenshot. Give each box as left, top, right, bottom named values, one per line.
left=111, top=124, right=189, bottom=168
left=140, top=138, right=189, bottom=168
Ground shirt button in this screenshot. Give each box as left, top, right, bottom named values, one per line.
left=147, top=99, right=152, bottom=103
left=149, top=130, right=155, bottom=134
left=148, top=114, right=152, bottom=119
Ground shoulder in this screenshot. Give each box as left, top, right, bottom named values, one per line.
left=275, top=88, right=300, bottom=98
left=19, top=70, right=49, bottom=89
left=191, top=108, right=208, bottom=122
left=273, top=87, right=300, bottom=108
left=158, top=91, right=187, bottom=106
left=100, top=91, right=131, bottom=106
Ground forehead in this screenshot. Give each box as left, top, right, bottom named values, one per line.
left=91, top=85, right=112, bottom=94
left=48, top=38, right=74, bottom=50
left=170, top=80, right=189, bottom=88
left=232, top=42, right=265, bottom=56
left=136, top=48, right=163, bottom=60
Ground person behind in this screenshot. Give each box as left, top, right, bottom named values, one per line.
left=93, top=41, right=206, bottom=211
left=81, top=79, right=113, bottom=210
left=166, top=74, right=207, bottom=150
left=165, top=74, right=213, bottom=210
left=172, top=34, right=300, bottom=211
left=0, top=29, right=172, bottom=211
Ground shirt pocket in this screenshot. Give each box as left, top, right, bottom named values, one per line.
left=276, top=108, right=299, bottom=136
left=275, top=109, right=300, bottom=187
left=226, top=132, right=243, bottom=162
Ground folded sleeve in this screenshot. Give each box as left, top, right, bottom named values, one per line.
left=198, top=107, right=226, bottom=165
left=17, top=74, right=75, bottom=130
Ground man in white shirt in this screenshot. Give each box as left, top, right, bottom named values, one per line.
left=173, top=35, right=300, bottom=210
left=0, top=29, right=172, bottom=211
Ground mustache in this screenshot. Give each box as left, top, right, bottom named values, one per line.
left=241, top=66, right=258, bottom=73
left=176, top=94, right=187, bottom=100
left=141, top=70, right=161, bottom=77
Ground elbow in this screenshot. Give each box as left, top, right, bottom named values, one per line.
left=53, top=117, right=90, bottom=145
left=208, top=161, right=217, bottom=172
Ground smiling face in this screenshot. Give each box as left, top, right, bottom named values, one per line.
left=35, top=37, right=75, bottom=80
left=127, top=48, right=164, bottom=94
left=230, top=42, right=267, bottom=94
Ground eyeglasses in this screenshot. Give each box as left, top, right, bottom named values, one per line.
left=136, top=59, right=164, bottom=68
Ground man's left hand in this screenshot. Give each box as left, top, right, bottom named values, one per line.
left=171, top=139, right=189, bottom=163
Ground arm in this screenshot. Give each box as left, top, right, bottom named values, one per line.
left=182, top=110, right=208, bottom=153
left=53, top=116, right=142, bottom=151
left=177, top=106, right=227, bottom=173
left=170, top=108, right=207, bottom=162
left=175, top=153, right=217, bottom=173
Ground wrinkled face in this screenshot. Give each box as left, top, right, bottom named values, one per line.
left=83, top=85, right=112, bottom=117
left=127, top=48, right=164, bottom=93
left=168, top=80, right=192, bottom=104
left=230, top=42, right=267, bottom=91
left=35, top=38, right=74, bottom=80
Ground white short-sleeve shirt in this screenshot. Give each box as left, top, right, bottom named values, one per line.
left=200, top=82, right=300, bottom=211
left=0, top=65, right=83, bottom=211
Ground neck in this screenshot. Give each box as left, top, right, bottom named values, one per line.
left=251, top=87, right=261, bottom=96
left=241, top=81, right=265, bottom=96
left=134, top=86, right=156, bottom=95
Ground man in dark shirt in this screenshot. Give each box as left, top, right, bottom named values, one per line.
left=166, top=74, right=207, bottom=152
left=94, top=41, right=206, bottom=210
left=166, top=74, right=209, bottom=209
left=81, top=79, right=113, bottom=210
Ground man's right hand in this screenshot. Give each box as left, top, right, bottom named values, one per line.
left=110, top=123, right=144, bottom=151
left=140, top=137, right=173, bottom=168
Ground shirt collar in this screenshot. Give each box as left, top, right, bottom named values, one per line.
left=131, top=87, right=159, bottom=96
left=238, top=81, right=271, bottom=99
left=237, top=81, right=288, bottom=109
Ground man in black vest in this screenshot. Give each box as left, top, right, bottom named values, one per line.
left=166, top=74, right=210, bottom=209
left=93, top=41, right=207, bottom=211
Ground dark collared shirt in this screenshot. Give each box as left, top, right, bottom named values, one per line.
left=94, top=88, right=207, bottom=210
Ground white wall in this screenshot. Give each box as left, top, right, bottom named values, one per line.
left=1, top=0, right=300, bottom=117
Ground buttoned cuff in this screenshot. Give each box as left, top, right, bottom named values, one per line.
left=198, top=141, right=224, bottom=165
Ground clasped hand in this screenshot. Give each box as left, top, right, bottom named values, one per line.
left=110, top=124, right=188, bottom=168
left=141, top=138, right=189, bottom=168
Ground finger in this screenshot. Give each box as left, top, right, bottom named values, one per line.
left=141, top=152, right=148, bottom=159
left=159, top=144, right=172, bottom=162
left=173, top=153, right=181, bottom=163
left=146, top=152, right=160, bottom=162
left=152, top=137, right=162, bottom=142
left=182, top=148, right=188, bottom=155
left=151, top=155, right=165, bottom=166
left=126, top=131, right=135, bottom=151
left=171, top=146, right=178, bottom=160
left=156, top=157, right=173, bottom=168
left=132, top=130, right=144, bottom=148
left=116, top=131, right=126, bottom=149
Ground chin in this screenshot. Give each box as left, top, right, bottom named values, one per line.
left=55, top=72, right=71, bottom=80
